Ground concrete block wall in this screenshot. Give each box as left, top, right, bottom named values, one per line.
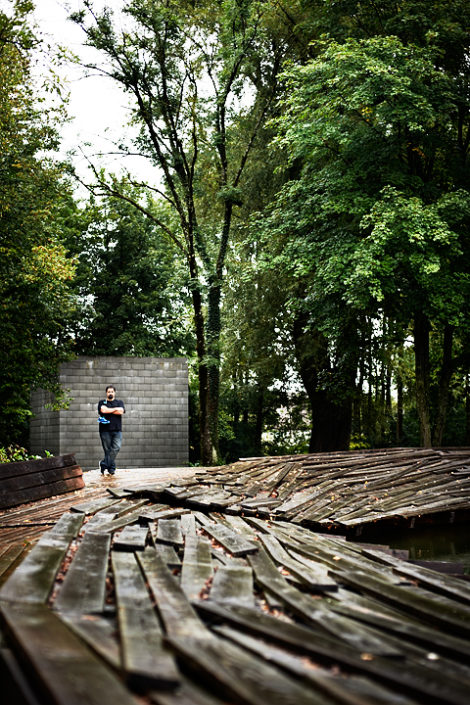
left=29, top=389, right=61, bottom=457
left=30, top=357, right=189, bottom=469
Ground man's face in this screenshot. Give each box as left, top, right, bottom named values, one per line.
left=106, top=388, right=116, bottom=401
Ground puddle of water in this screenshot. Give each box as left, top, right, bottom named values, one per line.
left=354, top=524, right=470, bottom=573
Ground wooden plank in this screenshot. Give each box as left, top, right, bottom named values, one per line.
left=247, top=547, right=401, bottom=656
left=154, top=543, right=182, bottom=569
left=194, top=602, right=470, bottom=705
left=0, top=476, right=85, bottom=510
left=0, top=602, right=137, bottom=705
left=137, top=548, right=209, bottom=638
left=111, top=498, right=149, bottom=519
left=54, top=531, right=111, bottom=613
left=0, top=645, right=43, bottom=705
left=210, top=564, right=254, bottom=607
left=328, top=568, right=470, bottom=639
left=140, top=506, right=190, bottom=522
left=328, top=598, right=470, bottom=662
left=151, top=675, right=234, bottom=705
left=167, top=633, right=333, bottom=705
left=70, top=497, right=122, bottom=515
left=0, top=454, right=76, bottom=480
left=113, top=524, right=149, bottom=551
left=180, top=513, right=197, bottom=536
left=257, top=533, right=338, bottom=592
left=94, top=508, right=149, bottom=534
left=0, top=465, right=83, bottom=493
left=0, top=544, right=29, bottom=585
left=156, top=518, right=184, bottom=547
left=112, top=551, right=180, bottom=689
left=0, top=513, right=84, bottom=604
left=59, top=613, right=121, bottom=670
left=201, top=523, right=259, bottom=557
left=181, top=534, right=213, bottom=600
left=361, top=547, right=470, bottom=605
left=214, top=625, right=417, bottom=705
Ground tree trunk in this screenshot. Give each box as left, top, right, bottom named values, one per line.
left=207, top=281, right=222, bottom=463
left=293, top=315, right=353, bottom=451
left=465, top=376, right=470, bottom=445
left=254, top=385, right=264, bottom=456
left=432, top=325, right=454, bottom=447
left=396, top=375, right=404, bottom=444
left=187, top=246, right=212, bottom=466
left=414, top=312, right=432, bottom=447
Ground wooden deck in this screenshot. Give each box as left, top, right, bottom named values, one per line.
left=1, top=452, right=470, bottom=704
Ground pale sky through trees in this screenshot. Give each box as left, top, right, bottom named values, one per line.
left=32, top=0, right=158, bottom=183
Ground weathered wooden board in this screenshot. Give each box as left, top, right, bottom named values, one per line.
left=112, top=551, right=180, bottom=689
left=0, top=602, right=137, bottom=705
left=2, top=452, right=470, bottom=705
left=168, top=633, right=334, bottom=705
left=137, top=548, right=209, bottom=639
left=0, top=476, right=85, bottom=511
left=59, top=612, right=121, bottom=670
left=156, top=518, right=184, bottom=547
left=200, top=522, right=259, bottom=557
left=0, top=454, right=84, bottom=510
left=209, top=564, right=254, bottom=607
left=181, top=534, right=213, bottom=600
left=0, top=454, right=77, bottom=480
left=113, top=524, right=149, bottom=551
left=0, top=513, right=84, bottom=604
left=54, top=531, right=111, bottom=613
left=0, top=544, right=29, bottom=586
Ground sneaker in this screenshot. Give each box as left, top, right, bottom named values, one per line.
left=100, top=463, right=107, bottom=475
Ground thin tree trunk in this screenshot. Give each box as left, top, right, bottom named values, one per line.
left=414, top=312, right=432, bottom=447
left=432, top=325, right=454, bottom=447
left=465, top=375, right=470, bottom=445
left=254, top=385, right=264, bottom=455
left=207, top=282, right=222, bottom=462
left=396, top=375, right=404, bottom=444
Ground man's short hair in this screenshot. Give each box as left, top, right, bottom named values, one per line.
left=106, top=385, right=116, bottom=392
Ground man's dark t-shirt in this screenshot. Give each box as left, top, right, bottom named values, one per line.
left=98, top=399, right=126, bottom=433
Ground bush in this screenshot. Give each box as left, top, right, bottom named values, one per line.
left=0, top=444, right=50, bottom=463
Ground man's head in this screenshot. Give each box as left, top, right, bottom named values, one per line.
left=106, top=385, right=116, bottom=401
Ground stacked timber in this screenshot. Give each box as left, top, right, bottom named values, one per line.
left=1, top=492, right=470, bottom=704
left=129, top=447, right=470, bottom=529
left=0, top=453, right=84, bottom=510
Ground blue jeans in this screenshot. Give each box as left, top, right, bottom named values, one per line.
left=100, top=431, right=122, bottom=473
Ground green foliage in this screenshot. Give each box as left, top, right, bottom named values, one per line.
left=0, top=1, right=76, bottom=444
left=0, top=444, right=50, bottom=463
left=66, top=185, right=194, bottom=357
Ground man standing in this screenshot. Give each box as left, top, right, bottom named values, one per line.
left=98, top=385, right=125, bottom=475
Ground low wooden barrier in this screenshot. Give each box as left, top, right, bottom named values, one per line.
left=0, top=454, right=84, bottom=509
